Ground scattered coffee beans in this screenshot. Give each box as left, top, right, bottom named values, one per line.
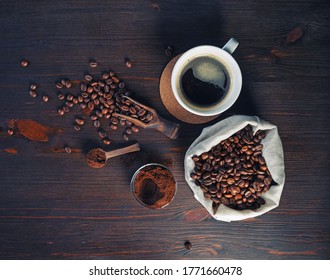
left=73, top=124, right=81, bottom=131
left=190, top=125, right=273, bottom=210
left=184, top=240, right=192, bottom=250
left=57, top=108, right=65, bottom=116
left=89, top=59, right=98, bottom=68
left=165, top=46, right=174, bottom=57
left=30, top=83, right=37, bottom=90
left=7, top=128, right=14, bottom=136
left=29, top=90, right=37, bottom=98
left=125, top=58, right=133, bottom=68
left=51, top=66, right=154, bottom=145
left=64, top=145, right=72, bottom=154
left=75, top=117, right=85, bottom=126
left=22, top=60, right=155, bottom=145
left=20, top=59, right=29, bottom=67
left=42, top=95, right=49, bottom=102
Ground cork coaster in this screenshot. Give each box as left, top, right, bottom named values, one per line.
left=159, top=54, right=220, bottom=124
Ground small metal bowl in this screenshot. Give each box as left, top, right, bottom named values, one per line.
left=130, top=163, right=177, bottom=209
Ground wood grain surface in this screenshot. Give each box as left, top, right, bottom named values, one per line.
left=0, top=0, right=329, bottom=260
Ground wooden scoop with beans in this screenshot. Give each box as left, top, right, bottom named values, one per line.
left=113, top=96, right=180, bottom=139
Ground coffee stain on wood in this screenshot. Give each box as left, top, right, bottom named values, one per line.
left=3, top=148, right=18, bottom=154
left=270, top=48, right=290, bottom=58
left=184, top=208, right=210, bottom=221
left=8, top=119, right=62, bottom=142
left=285, top=27, right=304, bottom=43
left=50, top=146, right=81, bottom=153
left=268, top=249, right=317, bottom=256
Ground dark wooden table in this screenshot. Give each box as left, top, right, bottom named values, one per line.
left=0, top=0, right=329, bottom=260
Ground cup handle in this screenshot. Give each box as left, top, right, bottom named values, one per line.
left=222, top=38, right=239, bottom=54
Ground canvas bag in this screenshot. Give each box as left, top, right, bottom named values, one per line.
left=184, top=115, right=285, bottom=222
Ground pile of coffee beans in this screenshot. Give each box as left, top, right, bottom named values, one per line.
left=54, top=70, right=154, bottom=145
left=190, top=125, right=273, bottom=210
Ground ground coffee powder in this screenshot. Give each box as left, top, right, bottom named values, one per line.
left=133, top=165, right=176, bottom=209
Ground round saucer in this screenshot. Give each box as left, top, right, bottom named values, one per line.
left=159, top=55, right=220, bottom=124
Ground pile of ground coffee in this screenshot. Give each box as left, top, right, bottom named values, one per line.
left=86, top=148, right=107, bottom=168
left=133, top=165, right=176, bottom=209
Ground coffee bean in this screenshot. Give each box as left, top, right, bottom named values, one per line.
left=145, top=112, right=153, bottom=122
left=93, top=120, right=100, bottom=128
left=110, top=124, right=118, bottom=130
left=20, top=59, right=29, bottom=67
left=102, top=72, right=110, bottom=80
left=129, top=106, right=137, bottom=115
left=125, top=59, right=133, bottom=68
left=137, top=108, right=146, bottom=117
left=112, top=76, right=120, bottom=84
left=257, top=197, right=265, bottom=205
left=123, top=133, right=129, bottom=141
left=29, top=90, right=37, bottom=98
left=227, top=178, right=235, bottom=185
left=184, top=241, right=192, bottom=250
left=101, top=108, right=108, bottom=115
left=73, top=124, right=81, bottom=131
left=65, top=101, right=74, bottom=108
left=103, top=138, right=111, bottom=145
left=98, top=129, right=107, bottom=139
left=66, top=94, right=74, bottom=101
left=220, top=197, right=229, bottom=205
left=80, top=82, right=87, bottom=92
left=93, top=85, right=100, bottom=92
left=125, top=127, right=132, bottom=135
left=7, top=128, right=14, bottom=136
left=63, top=105, right=70, bottom=113
left=105, top=78, right=113, bottom=85
left=58, top=108, right=65, bottom=115
left=264, top=177, right=272, bottom=185
left=190, top=173, right=199, bottom=180
left=64, top=145, right=72, bottom=154
left=65, top=80, right=72, bottom=88
left=89, top=60, right=98, bottom=68
left=131, top=125, right=139, bottom=133
left=95, top=110, right=103, bottom=118
left=30, top=83, right=37, bottom=90
left=90, top=114, right=98, bottom=121
left=88, top=101, right=95, bottom=110
left=75, top=118, right=85, bottom=126
left=42, top=95, right=49, bottom=102
left=119, top=119, right=126, bottom=126
left=165, top=46, right=174, bottom=57
left=56, top=82, right=63, bottom=89
left=78, top=95, right=84, bottom=103
left=84, top=74, right=93, bottom=82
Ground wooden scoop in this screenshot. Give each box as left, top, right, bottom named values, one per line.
left=86, top=143, right=140, bottom=168
left=113, top=96, right=180, bottom=139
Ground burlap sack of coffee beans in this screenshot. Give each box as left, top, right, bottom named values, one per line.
left=184, top=115, right=285, bottom=222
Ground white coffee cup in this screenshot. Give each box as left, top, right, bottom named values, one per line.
left=171, top=38, right=242, bottom=116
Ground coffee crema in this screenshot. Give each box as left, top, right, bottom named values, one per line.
left=180, top=56, right=229, bottom=106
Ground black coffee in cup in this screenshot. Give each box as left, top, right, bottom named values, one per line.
left=180, top=56, right=229, bottom=106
